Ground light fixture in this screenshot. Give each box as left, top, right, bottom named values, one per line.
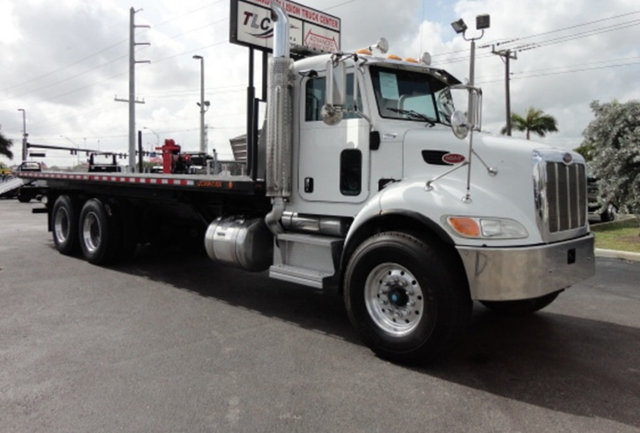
left=369, top=37, right=389, bottom=54
left=476, top=14, right=490, bottom=30
left=451, top=18, right=467, bottom=34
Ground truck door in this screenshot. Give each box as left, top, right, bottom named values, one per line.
left=298, top=74, right=370, bottom=204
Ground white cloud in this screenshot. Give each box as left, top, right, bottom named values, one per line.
left=417, top=0, right=640, bottom=146
left=2, top=0, right=640, bottom=167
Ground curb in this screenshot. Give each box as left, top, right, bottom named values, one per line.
left=595, top=248, right=640, bottom=262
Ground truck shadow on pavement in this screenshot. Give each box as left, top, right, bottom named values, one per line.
left=116, top=247, right=640, bottom=429
left=432, top=310, right=640, bottom=429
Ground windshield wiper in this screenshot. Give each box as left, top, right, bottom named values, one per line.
left=387, top=108, right=436, bottom=126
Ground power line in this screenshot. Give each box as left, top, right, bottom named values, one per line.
left=512, top=61, right=640, bottom=80
left=325, top=0, right=358, bottom=11
left=431, top=10, right=640, bottom=62
left=1, top=39, right=127, bottom=94
left=152, top=0, right=225, bottom=28
left=507, top=18, right=640, bottom=53
left=152, top=40, right=228, bottom=64
left=2, top=2, right=225, bottom=99
left=45, top=71, right=129, bottom=102
left=494, top=10, right=640, bottom=47
left=475, top=58, right=640, bottom=84
left=9, top=54, right=129, bottom=99
left=432, top=15, right=640, bottom=71
left=164, top=17, right=227, bottom=42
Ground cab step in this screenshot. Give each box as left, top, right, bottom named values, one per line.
left=269, top=233, right=343, bottom=289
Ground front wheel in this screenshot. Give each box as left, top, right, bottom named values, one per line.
left=344, top=232, right=471, bottom=363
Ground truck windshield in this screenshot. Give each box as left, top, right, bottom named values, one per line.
left=370, top=65, right=452, bottom=125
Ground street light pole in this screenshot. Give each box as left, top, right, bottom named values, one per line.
left=143, top=126, right=159, bottom=146
left=17, top=108, right=27, bottom=162
left=143, top=126, right=159, bottom=157
left=193, top=55, right=209, bottom=154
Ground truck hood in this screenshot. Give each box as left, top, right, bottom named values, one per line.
left=401, top=125, right=583, bottom=180
left=390, top=126, right=584, bottom=246
left=403, top=125, right=571, bottom=162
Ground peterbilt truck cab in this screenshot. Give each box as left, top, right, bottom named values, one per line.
left=261, top=4, right=593, bottom=360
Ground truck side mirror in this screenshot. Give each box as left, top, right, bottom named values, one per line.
left=448, top=84, right=482, bottom=140
left=322, top=59, right=346, bottom=125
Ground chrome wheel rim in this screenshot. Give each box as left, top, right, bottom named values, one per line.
left=364, top=263, right=424, bottom=337
left=53, top=207, right=70, bottom=244
left=82, top=212, right=101, bottom=254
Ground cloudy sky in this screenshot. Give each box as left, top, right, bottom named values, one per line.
left=1, top=0, right=639, bottom=167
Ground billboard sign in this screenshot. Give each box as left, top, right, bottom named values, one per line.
left=230, top=0, right=341, bottom=54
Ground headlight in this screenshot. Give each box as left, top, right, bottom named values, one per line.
left=444, top=216, right=528, bottom=239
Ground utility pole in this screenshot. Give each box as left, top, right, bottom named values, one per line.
left=492, top=46, right=517, bottom=136
left=115, top=7, right=150, bottom=172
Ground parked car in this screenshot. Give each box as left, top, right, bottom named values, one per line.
left=17, top=161, right=43, bottom=172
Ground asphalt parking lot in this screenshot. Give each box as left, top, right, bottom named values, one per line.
left=1, top=198, right=639, bottom=433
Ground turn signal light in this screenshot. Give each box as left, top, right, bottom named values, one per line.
left=447, top=217, right=480, bottom=238
left=445, top=216, right=529, bottom=239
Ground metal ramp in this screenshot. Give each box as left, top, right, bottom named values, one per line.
left=0, top=177, right=25, bottom=197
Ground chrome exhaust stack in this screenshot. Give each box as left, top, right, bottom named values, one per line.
left=265, top=2, right=293, bottom=235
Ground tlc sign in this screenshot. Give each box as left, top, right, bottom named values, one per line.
left=230, top=0, right=341, bottom=54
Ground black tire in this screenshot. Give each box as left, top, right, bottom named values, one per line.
left=51, top=195, right=79, bottom=255
left=78, top=198, right=120, bottom=264
left=344, top=232, right=471, bottom=363
left=480, top=291, right=560, bottom=315
left=17, top=193, right=31, bottom=203
left=600, top=203, right=617, bottom=222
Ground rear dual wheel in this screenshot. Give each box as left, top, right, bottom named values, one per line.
left=52, top=196, right=137, bottom=264
left=52, top=195, right=79, bottom=255
left=78, top=198, right=122, bottom=265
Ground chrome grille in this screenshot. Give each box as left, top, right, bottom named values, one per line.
left=545, top=161, right=586, bottom=232
left=533, top=151, right=589, bottom=242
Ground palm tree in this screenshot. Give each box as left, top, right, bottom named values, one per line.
left=0, top=132, right=14, bottom=159
left=502, top=107, right=558, bottom=140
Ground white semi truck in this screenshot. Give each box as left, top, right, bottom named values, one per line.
left=19, top=3, right=594, bottom=362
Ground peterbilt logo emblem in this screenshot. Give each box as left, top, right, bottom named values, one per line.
left=442, top=153, right=466, bottom=164
left=562, top=153, right=573, bottom=164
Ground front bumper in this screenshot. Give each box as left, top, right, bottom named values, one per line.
left=457, top=234, right=595, bottom=301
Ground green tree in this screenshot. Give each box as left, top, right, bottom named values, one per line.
left=502, top=107, right=558, bottom=140
left=0, top=132, right=13, bottom=159
left=574, top=141, right=595, bottom=162
left=582, top=100, right=640, bottom=223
